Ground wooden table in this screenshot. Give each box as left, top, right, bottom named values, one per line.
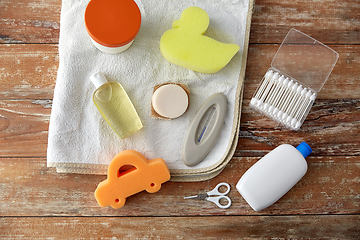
left=1, top=0, right=359, bottom=238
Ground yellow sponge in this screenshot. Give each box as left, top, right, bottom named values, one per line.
left=160, top=6, right=240, bottom=74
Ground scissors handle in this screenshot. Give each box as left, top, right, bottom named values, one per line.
left=207, top=196, right=231, bottom=209
left=207, top=182, right=230, bottom=196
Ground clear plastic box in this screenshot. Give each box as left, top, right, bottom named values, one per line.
left=250, top=28, right=339, bottom=130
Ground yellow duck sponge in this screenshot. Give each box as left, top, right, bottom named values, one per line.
left=160, top=6, right=240, bottom=74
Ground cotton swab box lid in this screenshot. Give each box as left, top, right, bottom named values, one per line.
left=271, top=28, right=339, bottom=92
left=250, top=29, right=339, bottom=131
left=85, top=0, right=141, bottom=48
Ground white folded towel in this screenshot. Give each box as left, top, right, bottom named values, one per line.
left=47, top=0, right=252, bottom=178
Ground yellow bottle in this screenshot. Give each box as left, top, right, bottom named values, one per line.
left=90, top=71, right=143, bottom=139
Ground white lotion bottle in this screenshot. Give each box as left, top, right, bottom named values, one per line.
left=236, top=142, right=312, bottom=211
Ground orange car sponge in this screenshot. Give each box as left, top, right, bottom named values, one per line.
left=95, top=150, right=171, bottom=209
left=160, top=6, right=240, bottom=74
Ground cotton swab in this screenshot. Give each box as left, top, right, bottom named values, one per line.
left=284, top=84, right=304, bottom=123
left=289, top=87, right=308, bottom=125
left=293, top=90, right=313, bottom=121
left=293, top=92, right=317, bottom=129
left=281, top=82, right=299, bottom=120
left=289, top=87, right=307, bottom=118
left=250, top=70, right=274, bottom=107
left=256, top=72, right=279, bottom=108
left=262, top=74, right=283, bottom=111
left=276, top=80, right=294, bottom=119
left=265, top=75, right=285, bottom=113
left=250, top=69, right=318, bottom=130
left=271, top=77, right=289, bottom=116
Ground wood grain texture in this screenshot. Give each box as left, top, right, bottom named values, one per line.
left=250, top=0, right=360, bottom=44
left=1, top=215, right=359, bottom=239
left=1, top=0, right=359, bottom=45
left=1, top=156, right=359, bottom=216
left=0, top=0, right=60, bottom=43
left=1, top=0, right=359, bottom=238
left=0, top=44, right=58, bottom=99
left=1, top=44, right=359, bottom=100
left=236, top=99, right=360, bottom=157
left=0, top=98, right=358, bottom=157
left=0, top=100, right=50, bottom=157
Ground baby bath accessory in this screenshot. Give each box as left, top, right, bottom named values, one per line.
left=90, top=71, right=143, bottom=139
left=95, top=150, right=170, bottom=209
left=184, top=182, right=232, bottom=209
left=160, top=6, right=239, bottom=73
left=182, top=93, right=227, bottom=167
left=250, top=29, right=338, bottom=130
left=47, top=0, right=255, bottom=181
left=85, top=0, right=141, bottom=54
left=236, top=142, right=312, bottom=211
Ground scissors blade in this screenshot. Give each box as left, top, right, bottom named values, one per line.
left=184, top=193, right=208, bottom=200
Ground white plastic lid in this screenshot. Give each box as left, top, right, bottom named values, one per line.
left=90, top=71, right=108, bottom=89
left=271, top=29, right=339, bottom=92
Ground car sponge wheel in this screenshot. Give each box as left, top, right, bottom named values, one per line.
left=113, top=198, right=126, bottom=208
left=146, top=182, right=161, bottom=193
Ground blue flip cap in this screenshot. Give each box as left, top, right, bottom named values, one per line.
left=296, top=142, right=312, bottom=158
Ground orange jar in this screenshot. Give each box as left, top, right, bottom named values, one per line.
left=85, top=0, right=141, bottom=54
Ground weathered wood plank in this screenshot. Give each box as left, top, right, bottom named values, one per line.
left=250, top=0, right=360, bottom=44
left=0, top=100, right=50, bottom=157
left=1, top=0, right=359, bottom=45
left=0, top=44, right=359, bottom=99
left=0, top=0, right=358, bottom=237
left=1, top=156, right=359, bottom=216
left=1, top=215, right=359, bottom=239
left=0, top=44, right=58, bottom=99
left=237, top=98, right=360, bottom=157
left=0, top=98, right=358, bottom=157
left=0, top=0, right=60, bottom=43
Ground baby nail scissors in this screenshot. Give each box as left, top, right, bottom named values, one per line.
left=184, top=182, right=231, bottom=209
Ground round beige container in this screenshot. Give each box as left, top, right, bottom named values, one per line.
left=84, top=0, right=141, bottom=54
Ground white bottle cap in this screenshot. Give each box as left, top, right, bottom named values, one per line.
left=90, top=71, right=108, bottom=89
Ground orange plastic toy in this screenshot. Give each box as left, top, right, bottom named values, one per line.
left=95, top=150, right=171, bottom=209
